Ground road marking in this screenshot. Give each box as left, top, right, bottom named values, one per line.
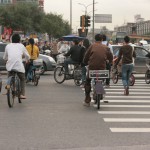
left=105, top=89, right=150, bottom=91
left=106, top=92, right=150, bottom=95
left=103, top=100, right=150, bottom=103
left=98, top=111, right=150, bottom=114
left=110, top=128, right=150, bottom=132
left=105, top=95, right=150, bottom=98
left=101, top=105, right=150, bottom=108
left=104, top=118, right=150, bottom=122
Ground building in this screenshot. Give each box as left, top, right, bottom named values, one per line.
left=114, top=15, right=150, bottom=36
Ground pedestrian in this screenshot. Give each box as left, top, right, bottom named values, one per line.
left=114, top=36, right=136, bottom=95
left=79, top=38, right=90, bottom=87
left=102, top=34, right=113, bottom=87
left=83, top=34, right=113, bottom=106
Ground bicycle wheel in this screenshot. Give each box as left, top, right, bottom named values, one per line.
left=16, top=79, right=22, bottom=103
left=7, top=80, right=15, bottom=108
left=112, top=73, right=118, bottom=84
left=145, top=70, right=150, bottom=84
left=97, top=94, right=100, bottom=109
left=73, top=67, right=82, bottom=86
left=33, top=75, right=39, bottom=86
left=129, top=74, right=135, bottom=86
left=54, top=66, right=65, bottom=84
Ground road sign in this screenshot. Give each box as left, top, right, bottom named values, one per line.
left=95, top=14, right=112, bottom=23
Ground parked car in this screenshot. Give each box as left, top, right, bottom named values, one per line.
left=111, top=45, right=150, bottom=74
left=0, top=43, right=56, bottom=74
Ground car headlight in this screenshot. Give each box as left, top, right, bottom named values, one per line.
left=48, top=56, right=56, bottom=64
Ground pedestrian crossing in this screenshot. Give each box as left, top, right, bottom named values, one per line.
left=91, top=79, right=150, bottom=133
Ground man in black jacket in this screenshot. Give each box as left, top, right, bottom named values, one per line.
left=64, top=39, right=81, bottom=74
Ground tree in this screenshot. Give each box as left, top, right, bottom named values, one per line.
left=41, top=13, right=71, bottom=40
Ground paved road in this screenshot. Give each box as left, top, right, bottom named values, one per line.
left=0, top=72, right=150, bottom=150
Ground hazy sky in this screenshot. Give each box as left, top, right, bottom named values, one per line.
left=44, top=0, right=150, bottom=32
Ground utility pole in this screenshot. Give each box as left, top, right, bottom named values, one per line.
left=70, top=0, right=72, bottom=34
left=93, top=0, right=95, bottom=42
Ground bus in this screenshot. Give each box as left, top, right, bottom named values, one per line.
left=112, top=31, right=127, bottom=44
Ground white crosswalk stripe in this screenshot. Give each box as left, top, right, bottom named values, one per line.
left=93, top=79, right=150, bottom=133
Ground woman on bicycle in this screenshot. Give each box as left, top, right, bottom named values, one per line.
left=25, top=38, right=39, bottom=79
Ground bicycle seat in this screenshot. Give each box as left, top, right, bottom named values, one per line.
left=10, top=69, right=18, bottom=73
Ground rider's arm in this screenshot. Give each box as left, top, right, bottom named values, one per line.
left=64, top=47, right=72, bottom=57
left=106, top=47, right=113, bottom=64
left=23, top=46, right=30, bottom=62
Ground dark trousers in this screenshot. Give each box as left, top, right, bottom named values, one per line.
left=106, top=63, right=111, bottom=85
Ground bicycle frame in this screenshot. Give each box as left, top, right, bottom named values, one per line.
left=89, top=70, right=109, bottom=109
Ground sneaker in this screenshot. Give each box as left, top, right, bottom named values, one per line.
left=83, top=102, right=90, bottom=107
left=19, top=95, right=27, bottom=99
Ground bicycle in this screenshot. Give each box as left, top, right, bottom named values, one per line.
left=54, top=53, right=82, bottom=86
left=145, top=59, right=150, bottom=84
left=26, top=59, right=42, bottom=86
left=6, top=70, right=22, bottom=108
left=111, top=67, right=135, bottom=86
left=89, top=70, right=109, bottom=109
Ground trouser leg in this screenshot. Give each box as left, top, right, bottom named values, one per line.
left=17, top=72, right=25, bottom=95
left=84, top=78, right=91, bottom=103
left=106, top=63, right=111, bottom=85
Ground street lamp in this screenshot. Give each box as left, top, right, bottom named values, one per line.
left=78, top=3, right=94, bottom=15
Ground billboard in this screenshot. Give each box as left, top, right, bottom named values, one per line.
left=95, top=14, right=112, bottom=23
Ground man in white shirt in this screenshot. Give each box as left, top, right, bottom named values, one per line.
left=3, top=34, right=30, bottom=99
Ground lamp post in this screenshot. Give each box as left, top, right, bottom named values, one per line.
left=70, top=0, right=72, bottom=34
left=78, top=3, right=93, bottom=16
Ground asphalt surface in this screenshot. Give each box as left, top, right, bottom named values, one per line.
left=0, top=71, right=150, bottom=150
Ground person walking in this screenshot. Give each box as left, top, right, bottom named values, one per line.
left=114, top=36, right=136, bottom=95
left=83, top=34, right=113, bottom=106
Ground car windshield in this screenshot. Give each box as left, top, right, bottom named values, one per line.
left=112, top=46, right=121, bottom=55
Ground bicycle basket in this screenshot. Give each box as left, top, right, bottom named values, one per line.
left=89, top=70, right=109, bottom=79
left=33, top=59, right=43, bottom=67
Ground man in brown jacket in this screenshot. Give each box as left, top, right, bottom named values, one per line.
left=83, top=34, right=113, bottom=106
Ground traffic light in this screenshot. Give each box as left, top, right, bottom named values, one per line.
left=85, top=15, right=91, bottom=27
left=80, top=15, right=85, bottom=27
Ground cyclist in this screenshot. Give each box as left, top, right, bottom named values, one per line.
left=83, top=34, right=113, bottom=106
left=3, top=34, right=30, bottom=99
left=64, top=39, right=81, bottom=74
left=114, top=36, right=136, bottom=95
left=25, top=38, right=39, bottom=80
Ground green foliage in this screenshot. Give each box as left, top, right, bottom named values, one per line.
left=0, top=3, right=71, bottom=38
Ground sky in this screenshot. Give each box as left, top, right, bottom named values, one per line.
left=44, top=0, right=150, bottom=32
